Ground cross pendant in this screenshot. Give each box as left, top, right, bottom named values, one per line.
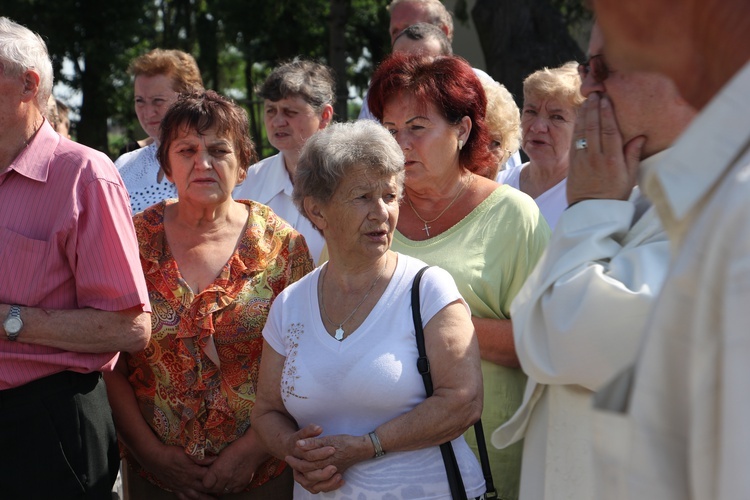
left=422, top=223, right=431, bottom=237
left=335, top=327, right=345, bottom=341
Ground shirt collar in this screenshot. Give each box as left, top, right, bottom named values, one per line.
left=7, top=120, right=59, bottom=183
left=638, top=149, right=669, bottom=184
left=643, top=61, right=750, bottom=221
left=258, top=152, right=295, bottom=202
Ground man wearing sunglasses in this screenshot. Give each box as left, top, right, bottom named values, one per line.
left=491, top=21, right=695, bottom=500
left=587, top=0, right=750, bottom=497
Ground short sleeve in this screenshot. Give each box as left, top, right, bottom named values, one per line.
left=262, top=291, right=287, bottom=356
left=74, top=163, right=150, bottom=312
left=418, top=266, right=470, bottom=325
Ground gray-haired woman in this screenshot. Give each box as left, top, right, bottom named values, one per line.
left=233, top=59, right=335, bottom=264
left=251, top=120, right=486, bottom=499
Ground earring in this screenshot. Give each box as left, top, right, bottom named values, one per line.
left=458, top=139, right=464, bottom=151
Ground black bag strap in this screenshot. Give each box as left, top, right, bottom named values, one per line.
left=412, top=266, right=467, bottom=500
left=411, top=266, right=498, bottom=500
left=412, top=266, right=433, bottom=393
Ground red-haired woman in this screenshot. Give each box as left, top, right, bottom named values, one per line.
left=368, top=53, right=551, bottom=500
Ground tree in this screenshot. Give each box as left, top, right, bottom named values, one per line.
left=329, top=0, right=350, bottom=120
left=6, top=0, right=588, bottom=157
left=471, top=0, right=590, bottom=104
left=3, top=0, right=152, bottom=153
left=6, top=0, right=391, bottom=156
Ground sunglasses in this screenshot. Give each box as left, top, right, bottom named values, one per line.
left=578, top=54, right=612, bottom=83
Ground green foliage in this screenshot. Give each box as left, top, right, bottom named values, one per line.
left=550, top=0, right=593, bottom=25
left=5, top=0, right=586, bottom=156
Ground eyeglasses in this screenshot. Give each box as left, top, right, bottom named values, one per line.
left=578, top=54, right=612, bottom=83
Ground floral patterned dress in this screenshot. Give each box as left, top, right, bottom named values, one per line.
left=124, top=199, right=313, bottom=490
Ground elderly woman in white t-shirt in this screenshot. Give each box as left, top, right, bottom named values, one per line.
left=496, top=62, right=583, bottom=229
left=252, top=120, right=485, bottom=499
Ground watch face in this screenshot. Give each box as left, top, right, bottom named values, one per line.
left=5, top=317, right=22, bottom=334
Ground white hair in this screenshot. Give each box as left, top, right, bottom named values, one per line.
left=0, top=17, right=54, bottom=109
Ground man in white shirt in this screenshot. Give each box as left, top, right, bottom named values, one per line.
left=491, top=22, right=695, bottom=500
left=587, top=0, right=750, bottom=498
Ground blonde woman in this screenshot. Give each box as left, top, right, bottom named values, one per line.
left=496, top=62, right=584, bottom=229
left=476, top=74, right=522, bottom=178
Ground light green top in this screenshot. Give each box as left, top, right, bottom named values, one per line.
left=391, top=185, right=551, bottom=500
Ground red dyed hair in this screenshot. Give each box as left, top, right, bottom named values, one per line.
left=367, top=52, right=494, bottom=173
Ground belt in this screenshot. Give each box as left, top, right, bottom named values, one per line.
left=0, top=370, right=101, bottom=409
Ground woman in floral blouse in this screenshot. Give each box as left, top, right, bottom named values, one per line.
left=104, top=90, right=313, bottom=499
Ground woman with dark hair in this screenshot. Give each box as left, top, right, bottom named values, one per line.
left=233, top=59, right=335, bottom=264
left=368, top=53, right=550, bottom=500
left=104, top=91, right=313, bottom=499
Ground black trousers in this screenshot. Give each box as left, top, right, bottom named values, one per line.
left=0, top=371, right=119, bottom=500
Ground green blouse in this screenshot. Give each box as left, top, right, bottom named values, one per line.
left=391, top=185, right=550, bottom=500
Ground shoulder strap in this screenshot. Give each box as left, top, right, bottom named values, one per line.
left=412, top=266, right=433, bottom=395
left=411, top=266, right=467, bottom=500
left=411, top=265, right=499, bottom=500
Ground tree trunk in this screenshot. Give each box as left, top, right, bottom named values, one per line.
left=472, top=0, right=584, bottom=106
left=77, top=58, right=111, bottom=154
left=329, top=0, right=350, bottom=121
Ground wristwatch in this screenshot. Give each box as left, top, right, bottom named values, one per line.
left=4, top=305, right=23, bottom=341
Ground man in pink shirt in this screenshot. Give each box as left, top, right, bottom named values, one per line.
left=0, top=17, right=151, bottom=499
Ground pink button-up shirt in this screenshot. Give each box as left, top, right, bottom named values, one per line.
left=0, top=121, right=150, bottom=389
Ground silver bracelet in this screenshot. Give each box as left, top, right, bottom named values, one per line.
left=368, top=431, right=385, bottom=458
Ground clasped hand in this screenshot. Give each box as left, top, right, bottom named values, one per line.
left=285, top=423, right=371, bottom=494
left=143, top=438, right=263, bottom=500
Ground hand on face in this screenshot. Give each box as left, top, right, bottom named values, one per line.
left=566, top=92, right=646, bottom=206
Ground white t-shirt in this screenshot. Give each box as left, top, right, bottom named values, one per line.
left=233, top=152, right=325, bottom=265
left=263, top=253, right=485, bottom=500
left=496, top=162, right=567, bottom=230
left=115, top=143, right=177, bottom=215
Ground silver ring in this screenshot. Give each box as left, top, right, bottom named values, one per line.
left=575, top=138, right=588, bottom=150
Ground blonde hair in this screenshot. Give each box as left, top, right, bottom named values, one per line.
left=523, top=61, right=584, bottom=109
left=479, top=74, right=520, bottom=164
left=129, top=49, right=204, bottom=94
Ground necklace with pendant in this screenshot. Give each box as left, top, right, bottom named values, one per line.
left=320, top=256, right=389, bottom=341
left=406, top=174, right=471, bottom=237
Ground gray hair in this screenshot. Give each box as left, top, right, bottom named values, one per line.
left=257, top=59, right=336, bottom=113
left=293, top=121, right=405, bottom=233
left=394, top=22, right=452, bottom=56
left=0, top=17, right=53, bottom=110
